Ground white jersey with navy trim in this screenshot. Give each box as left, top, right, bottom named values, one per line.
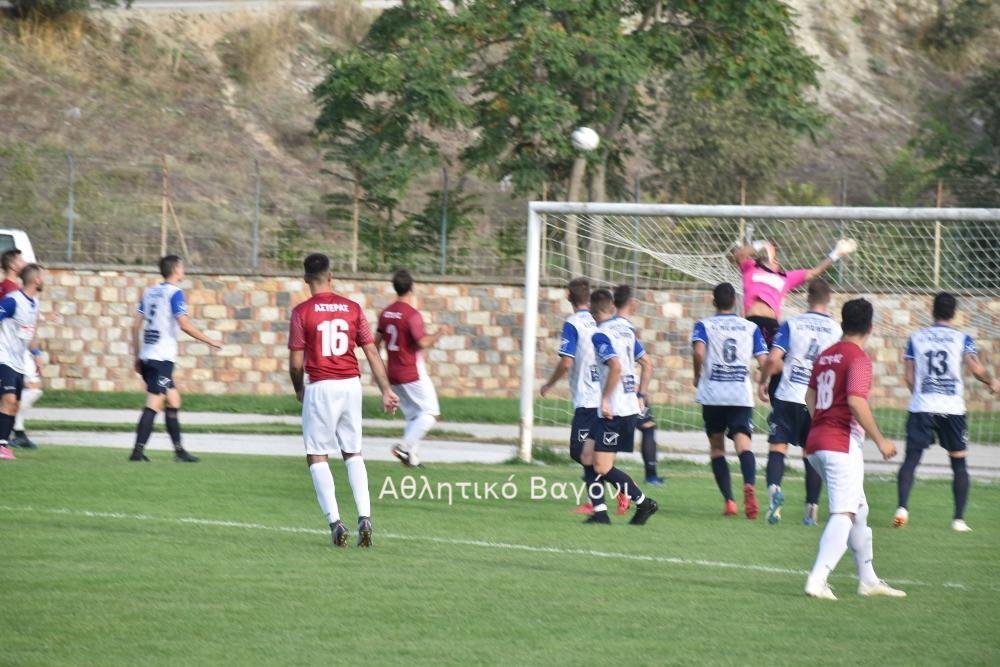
left=138, top=282, right=188, bottom=362
left=773, top=312, right=842, bottom=405
left=557, top=309, right=600, bottom=409
left=905, top=324, right=976, bottom=415
left=692, top=314, right=767, bottom=407
left=592, top=315, right=645, bottom=417
left=0, top=290, right=39, bottom=375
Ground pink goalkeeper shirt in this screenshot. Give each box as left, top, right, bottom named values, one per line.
left=740, top=259, right=808, bottom=319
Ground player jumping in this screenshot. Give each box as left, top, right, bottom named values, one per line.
left=692, top=283, right=768, bottom=519
left=804, top=298, right=904, bottom=600
left=757, top=278, right=841, bottom=525
left=289, top=253, right=399, bottom=548
left=894, top=292, right=1000, bottom=532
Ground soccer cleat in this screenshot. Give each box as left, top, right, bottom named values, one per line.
left=616, top=492, right=630, bottom=515
left=583, top=511, right=611, bottom=524
left=128, top=448, right=150, bottom=462
left=857, top=580, right=906, bottom=598
left=629, top=497, right=659, bottom=525
left=330, top=520, right=349, bottom=547
left=0, top=444, right=15, bottom=460
left=645, top=475, right=665, bottom=486
left=766, top=488, right=785, bottom=525
left=951, top=519, right=973, bottom=532
left=893, top=507, right=909, bottom=528
left=391, top=444, right=414, bottom=467
left=357, top=516, right=373, bottom=548
left=803, top=503, right=819, bottom=526
left=573, top=502, right=594, bottom=515
left=802, top=516, right=818, bottom=527
left=805, top=580, right=838, bottom=601
left=174, top=449, right=200, bottom=463
left=743, top=483, right=759, bottom=520
left=723, top=499, right=738, bottom=516
left=10, top=433, right=38, bottom=449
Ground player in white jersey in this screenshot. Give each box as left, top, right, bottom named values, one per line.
left=0, top=264, right=44, bottom=461
left=894, top=292, right=1000, bottom=532
left=758, top=278, right=842, bottom=526
left=129, top=256, right=222, bottom=463
left=692, top=282, right=768, bottom=519
left=581, top=288, right=659, bottom=525
left=540, top=278, right=612, bottom=515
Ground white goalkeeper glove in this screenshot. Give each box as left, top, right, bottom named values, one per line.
left=828, top=238, right=857, bottom=262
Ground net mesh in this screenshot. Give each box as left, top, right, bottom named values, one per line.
left=533, top=209, right=1000, bottom=446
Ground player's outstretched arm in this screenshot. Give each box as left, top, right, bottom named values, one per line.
left=691, top=341, right=706, bottom=388
left=805, top=239, right=857, bottom=280
left=847, top=395, right=896, bottom=460
left=288, top=350, right=305, bottom=403
left=540, top=356, right=572, bottom=397
left=361, top=342, right=400, bottom=413
left=965, top=354, right=1000, bottom=395
left=177, top=315, right=223, bottom=349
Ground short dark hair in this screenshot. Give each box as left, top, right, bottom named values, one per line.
left=1, top=249, right=22, bottom=273
left=841, top=298, right=874, bottom=336
left=392, top=269, right=414, bottom=296
left=613, top=284, right=633, bottom=310
left=589, top=288, right=614, bottom=315
left=806, top=278, right=832, bottom=307
left=159, top=255, right=183, bottom=279
left=932, top=292, right=957, bottom=321
left=567, top=277, right=590, bottom=307
left=303, top=253, right=331, bottom=282
left=20, top=263, right=42, bottom=286
left=713, top=282, right=736, bottom=311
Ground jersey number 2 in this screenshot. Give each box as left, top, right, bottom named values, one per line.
left=815, top=369, right=836, bottom=410
left=385, top=324, right=400, bottom=352
left=317, top=319, right=349, bottom=357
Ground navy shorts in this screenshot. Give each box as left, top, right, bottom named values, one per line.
left=0, top=364, right=24, bottom=401
left=140, top=359, right=175, bottom=395
left=569, top=407, right=596, bottom=463
left=768, top=398, right=811, bottom=446
left=592, top=414, right=637, bottom=453
left=702, top=405, right=753, bottom=439
left=906, top=412, right=968, bottom=453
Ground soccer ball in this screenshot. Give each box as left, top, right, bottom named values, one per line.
left=571, top=126, right=600, bottom=151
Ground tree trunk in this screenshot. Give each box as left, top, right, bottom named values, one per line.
left=589, top=160, right=607, bottom=283
left=565, top=156, right=586, bottom=276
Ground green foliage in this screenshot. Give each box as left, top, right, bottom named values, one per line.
left=918, top=0, right=993, bottom=53
left=774, top=181, right=833, bottom=206
left=272, top=219, right=305, bottom=270
left=10, top=0, right=131, bottom=18
left=870, top=146, right=937, bottom=207
left=409, top=178, right=482, bottom=256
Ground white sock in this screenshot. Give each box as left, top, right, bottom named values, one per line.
left=14, top=387, right=42, bottom=432
left=848, top=505, right=879, bottom=586
left=344, top=457, right=371, bottom=518
left=403, top=413, right=437, bottom=460
left=309, top=462, right=339, bottom=524
left=808, top=513, right=853, bottom=586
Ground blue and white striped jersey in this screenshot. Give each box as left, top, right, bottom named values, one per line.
left=905, top=324, right=977, bottom=415
left=137, top=282, right=188, bottom=362
left=692, top=314, right=767, bottom=407
left=772, top=312, right=842, bottom=405
left=557, top=309, right=600, bottom=409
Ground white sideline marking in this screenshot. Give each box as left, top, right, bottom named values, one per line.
left=0, top=504, right=964, bottom=591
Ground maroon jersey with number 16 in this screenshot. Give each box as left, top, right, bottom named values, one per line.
left=288, top=292, right=373, bottom=382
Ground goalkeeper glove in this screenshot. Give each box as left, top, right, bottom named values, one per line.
left=828, top=238, right=857, bottom=262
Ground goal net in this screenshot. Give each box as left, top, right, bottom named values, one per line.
left=518, top=203, right=1000, bottom=461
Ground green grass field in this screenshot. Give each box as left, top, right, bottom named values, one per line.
left=2, top=445, right=998, bottom=665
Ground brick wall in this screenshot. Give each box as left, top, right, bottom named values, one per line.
left=36, top=267, right=999, bottom=413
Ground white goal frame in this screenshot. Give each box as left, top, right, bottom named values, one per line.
left=518, top=202, right=1000, bottom=462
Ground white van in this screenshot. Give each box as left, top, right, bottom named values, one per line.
left=0, top=229, right=36, bottom=262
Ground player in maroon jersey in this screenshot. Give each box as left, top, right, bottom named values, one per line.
left=376, top=269, right=444, bottom=468
left=288, top=253, right=399, bottom=548
left=802, top=298, right=905, bottom=600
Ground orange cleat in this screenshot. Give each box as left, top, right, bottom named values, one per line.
left=723, top=499, right=738, bottom=516
left=743, top=484, right=759, bottom=520
left=616, top=492, right=630, bottom=516
left=573, top=502, right=594, bottom=515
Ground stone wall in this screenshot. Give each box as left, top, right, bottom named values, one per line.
left=35, top=266, right=999, bottom=413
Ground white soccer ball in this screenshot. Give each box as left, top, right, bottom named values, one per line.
left=571, top=126, right=600, bottom=151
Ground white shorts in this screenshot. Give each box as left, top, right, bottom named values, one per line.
left=393, top=363, right=440, bottom=419
left=807, top=436, right=867, bottom=515
left=302, top=377, right=363, bottom=456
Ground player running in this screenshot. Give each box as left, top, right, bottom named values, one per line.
left=894, top=292, right=1000, bottom=532
left=377, top=270, right=444, bottom=468
left=129, top=255, right=222, bottom=463
left=0, top=264, right=44, bottom=461
left=757, top=278, right=841, bottom=525
left=289, top=253, right=399, bottom=548
left=692, top=283, right=768, bottom=518
left=613, top=284, right=664, bottom=486
left=0, top=250, right=43, bottom=450
left=804, top=298, right=904, bottom=600
left=583, top=288, right=658, bottom=525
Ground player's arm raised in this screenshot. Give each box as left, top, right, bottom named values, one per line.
left=805, top=239, right=857, bottom=280
left=965, top=353, right=1000, bottom=395
left=361, top=343, right=400, bottom=413
left=177, top=314, right=222, bottom=349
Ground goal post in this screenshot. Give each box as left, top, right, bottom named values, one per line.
left=518, top=202, right=1000, bottom=463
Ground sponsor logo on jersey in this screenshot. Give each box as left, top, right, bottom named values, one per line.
left=751, top=271, right=786, bottom=291
left=383, top=311, right=403, bottom=319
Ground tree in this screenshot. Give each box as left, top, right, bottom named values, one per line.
left=11, top=0, right=131, bottom=18
left=314, top=0, right=824, bottom=276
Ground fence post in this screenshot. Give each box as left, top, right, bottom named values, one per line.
left=251, top=158, right=261, bottom=269
left=439, top=166, right=449, bottom=275
left=64, top=152, right=76, bottom=262
left=933, top=179, right=943, bottom=288
left=161, top=155, right=169, bottom=256
left=351, top=168, right=361, bottom=273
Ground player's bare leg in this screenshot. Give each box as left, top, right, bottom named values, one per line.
left=709, top=434, right=736, bottom=515
left=343, top=451, right=373, bottom=547
left=733, top=433, right=758, bottom=519
left=765, top=442, right=788, bottom=524
left=308, top=453, right=347, bottom=547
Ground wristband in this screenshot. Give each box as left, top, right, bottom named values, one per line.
left=636, top=392, right=646, bottom=400
left=828, top=249, right=841, bottom=262
left=30, top=348, right=42, bottom=357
